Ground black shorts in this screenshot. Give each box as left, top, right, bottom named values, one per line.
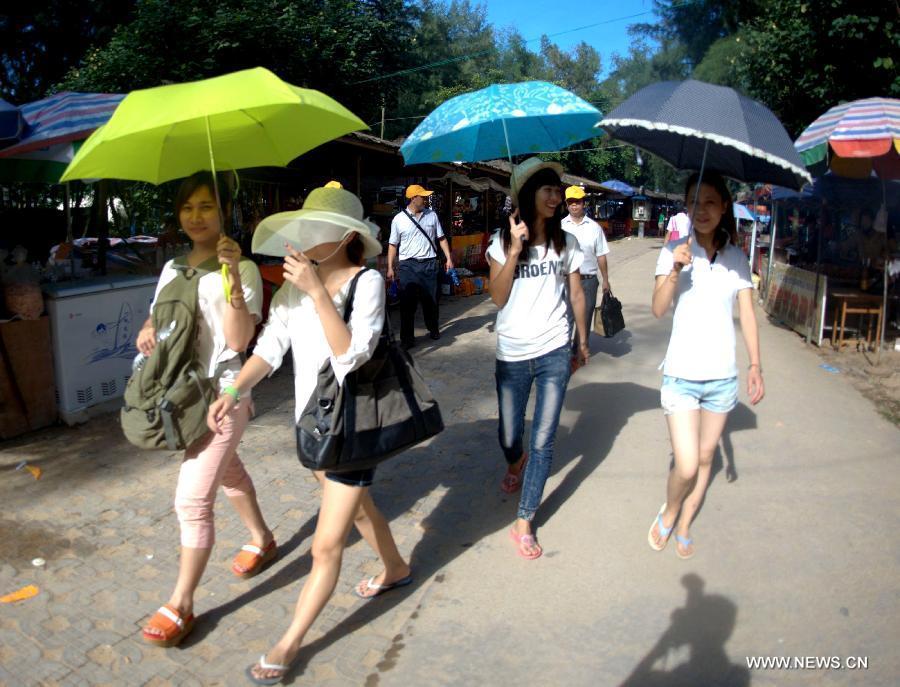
left=324, top=467, right=375, bottom=487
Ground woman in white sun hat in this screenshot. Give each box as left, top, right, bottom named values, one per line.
left=206, top=185, right=411, bottom=685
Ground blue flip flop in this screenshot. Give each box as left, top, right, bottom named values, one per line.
left=648, top=503, right=673, bottom=551
left=675, top=534, right=695, bottom=560
left=354, top=574, right=413, bottom=600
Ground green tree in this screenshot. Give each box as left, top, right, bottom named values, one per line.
left=60, top=0, right=414, bottom=127
left=0, top=1, right=136, bottom=102
left=737, top=0, right=899, bottom=136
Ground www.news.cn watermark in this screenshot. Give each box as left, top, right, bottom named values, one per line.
left=746, top=656, right=869, bottom=671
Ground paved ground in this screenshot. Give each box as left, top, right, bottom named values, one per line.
left=1, top=237, right=898, bottom=687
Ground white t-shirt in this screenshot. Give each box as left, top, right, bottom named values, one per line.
left=151, top=258, right=263, bottom=393
left=252, top=268, right=385, bottom=421
left=486, top=232, right=583, bottom=362
left=389, top=208, right=445, bottom=261
left=655, top=235, right=753, bottom=380
left=562, top=215, right=609, bottom=276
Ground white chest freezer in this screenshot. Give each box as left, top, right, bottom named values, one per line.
left=43, top=274, right=157, bottom=423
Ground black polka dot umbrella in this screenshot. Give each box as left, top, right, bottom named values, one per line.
left=600, top=79, right=811, bottom=190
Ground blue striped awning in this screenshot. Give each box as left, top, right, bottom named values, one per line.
left=0, top=91, right=123, bottom=158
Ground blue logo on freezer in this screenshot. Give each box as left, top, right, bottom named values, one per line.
left=86, top=302, right=138, bottom=363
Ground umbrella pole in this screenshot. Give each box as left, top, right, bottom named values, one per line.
left=878, top=180, right=888, bottom=360
left=204, top=115, right=223, bottom=220
left=748, top=185, right=759, bottom=270
left=65, top=182, right=75, bottom=279
left=766, top=202, right=778, bottom=302
left=205, top=115, right=231, bottom=303
left=807, top=198, right=825, bottom=345
left=501, top=119, right=515, bottom=196
left=690, top=139, right=710, bottom=225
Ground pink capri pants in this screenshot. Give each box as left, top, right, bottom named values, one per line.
left=174, top=402, right=254, bottom=548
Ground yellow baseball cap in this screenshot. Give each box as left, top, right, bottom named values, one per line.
left=324, top=180, right=343, bottom=189
left=405, top=184, right=434, bottom=199
left=565, top=185, right=586, bottom=200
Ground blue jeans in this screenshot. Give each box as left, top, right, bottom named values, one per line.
left=495, top=345, right=571, bottom=521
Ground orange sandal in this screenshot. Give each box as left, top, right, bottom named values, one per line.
left=142, top=604, right=195, bottom=647
left=232, top=540, right=277, bottom=579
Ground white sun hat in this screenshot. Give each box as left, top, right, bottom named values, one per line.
left=252, top=186, right=383, bottom=258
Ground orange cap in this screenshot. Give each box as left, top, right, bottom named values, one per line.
left=405, top=184, right=434, bottom=199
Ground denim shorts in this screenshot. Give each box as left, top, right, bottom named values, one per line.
left=325, top=468, right=375, bottom=487
left=660, top=375, right=738, bottom=415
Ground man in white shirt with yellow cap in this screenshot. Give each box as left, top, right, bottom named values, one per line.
left=562, top=185, right=610, bottom=347
left=388, top=184, right=453, bottom=349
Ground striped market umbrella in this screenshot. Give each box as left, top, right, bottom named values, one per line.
left=795, top=97, right=900, bottom=180
left=0, top=91, right=124, bottom=159
left=795, top=97, right=900, bottom=166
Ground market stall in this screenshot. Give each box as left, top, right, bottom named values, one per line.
left=762, top=174, right=900, bottom=348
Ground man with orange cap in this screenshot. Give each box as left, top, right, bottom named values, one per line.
left=388, top=184, right=453, bottom=349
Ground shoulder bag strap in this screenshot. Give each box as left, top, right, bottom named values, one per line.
left=342, top=267, right=369, bottom=324
left=402, top=208, right=440, bottom=257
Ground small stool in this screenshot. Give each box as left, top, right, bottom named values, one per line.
left=831, top=291, right=883, bottom=351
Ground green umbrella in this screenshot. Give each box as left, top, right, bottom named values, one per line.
left=61, top=66, right=367, bottom=297
left=62, top=67, right=366, bottom=183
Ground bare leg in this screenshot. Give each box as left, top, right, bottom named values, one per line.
left=352, top=491, right=411, bottom=596
left=675, top=410, right=729, bottom=556
left=250, top=479, right=365, bottom=681
left=227, top=492, right=274, bottom=573
left=649, top=410, right=700, bottom=548
left=143, top=547, right=211, bottom=638
left=310, top=472, right=409, bottom=592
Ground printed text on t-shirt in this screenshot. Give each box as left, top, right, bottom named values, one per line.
left=514, top=260, right=562, bottom=279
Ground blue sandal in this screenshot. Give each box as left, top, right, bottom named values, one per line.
left=648, top=503, right=673, bottom=551
left=675, top=534, right=695, bottom=560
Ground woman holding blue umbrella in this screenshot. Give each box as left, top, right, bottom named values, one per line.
left=487, top=158, right=589, bottom=560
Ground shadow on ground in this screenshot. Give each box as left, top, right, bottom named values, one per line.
left=191, top=380, right=661, bottom=682
left=620, top=574, right=749, bottom=687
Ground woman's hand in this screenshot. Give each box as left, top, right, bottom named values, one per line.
left=217, top=235, right=242, bottom=281
left=508, top=210, right=529, bottom=257
left=747, top=365, right=765, bottom=405
left=207, top=394, right=236, bottom=433
left=136, top=324, right=157, bottom=356
left=283, top=244, right=324, bottom=297
left=576, top=340, right=590, bottom=369
left=672, top=236, right=693, bottom=272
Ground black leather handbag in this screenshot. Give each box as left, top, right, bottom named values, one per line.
left=600, top=289, right=626, bottom=338
left=296, top=268, right=444, bottom=472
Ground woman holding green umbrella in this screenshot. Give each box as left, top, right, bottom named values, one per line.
left=141, top=171, right=275, bottom=647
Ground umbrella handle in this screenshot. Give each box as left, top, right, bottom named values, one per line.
left=222, top=263, right=231, bottom=304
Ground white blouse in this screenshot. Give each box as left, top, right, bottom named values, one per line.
left=252, top=268, right=386, bottom=421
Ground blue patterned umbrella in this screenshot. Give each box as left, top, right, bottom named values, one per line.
left=400, top=81, right=602, bottom=165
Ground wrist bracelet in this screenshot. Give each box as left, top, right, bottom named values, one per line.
left=223, top=386, right=240, bottom=402
left=748, top=364, right=762, bottom=373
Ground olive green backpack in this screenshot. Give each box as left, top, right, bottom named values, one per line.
left=121, top=256, right=220, bottom=451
